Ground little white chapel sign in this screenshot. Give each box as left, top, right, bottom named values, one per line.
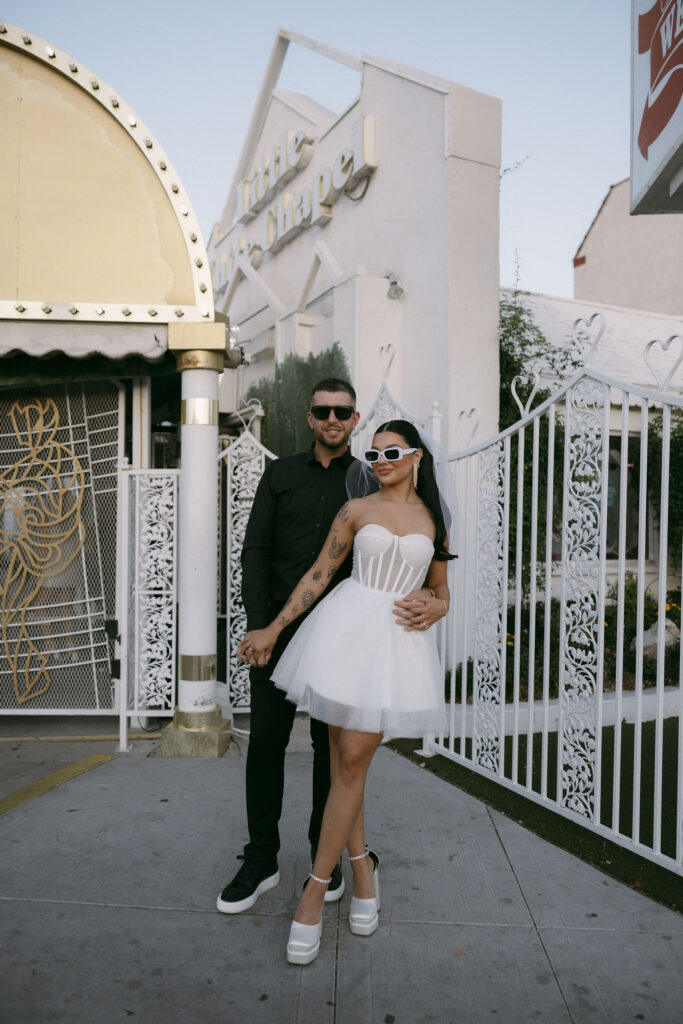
left=217, top=115, right=376, bottom=289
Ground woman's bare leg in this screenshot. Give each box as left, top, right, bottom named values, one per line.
left=295, top=727, right=382, bottom=924
left=345, top=799, right=375, bottom=898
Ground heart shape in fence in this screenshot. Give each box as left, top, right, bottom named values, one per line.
left=644, top=335, right=683, bottom=393
left=457, top=407, right=480, bottom=448
left=511, top=371, right=540, bottom=419
left=572, top=313, right=604, bottom=367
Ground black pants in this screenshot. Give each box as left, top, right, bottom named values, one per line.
left=244, top=627, right=331, bottom=863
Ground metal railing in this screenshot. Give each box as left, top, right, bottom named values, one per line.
left=427, top=344, right=683, bottom=877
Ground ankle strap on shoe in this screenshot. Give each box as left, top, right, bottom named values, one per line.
left=348, top=851, right=369, bottom=862
left=308, top=871, right=331, bottom=885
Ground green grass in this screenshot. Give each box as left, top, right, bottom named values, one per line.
left=389, top=717, right=683, bottom=914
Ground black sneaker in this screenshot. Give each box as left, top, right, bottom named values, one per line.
left=216, top=857, right=280, bottom=914
left=325, top=859, right=345, bottom=903
left=302, top=858, right=346, bottom=903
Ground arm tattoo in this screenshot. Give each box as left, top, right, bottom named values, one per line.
left=337, top=503, right=350, bottom=523
left=327, top=565, right=337, bottom=578
left=329, top=535, right=348, bottom=559
left=312, top=570, right=322, bottom=581
left=301, top=590, right=315, bottom=609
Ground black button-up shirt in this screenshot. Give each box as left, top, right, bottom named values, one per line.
left=241, top=445, right=356, bottom=631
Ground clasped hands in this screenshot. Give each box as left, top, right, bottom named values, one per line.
left=237, top=589, right=446, bottom=668
left=237, top=624, right=278, bottom=668
left=393, top=588, right=446, bottom=632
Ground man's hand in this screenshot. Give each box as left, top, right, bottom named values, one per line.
left=237, top=626, right=278, bottom=667
left=393, top=589, right=445, bottom=632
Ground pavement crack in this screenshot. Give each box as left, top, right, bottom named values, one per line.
left=485, top=804, right=577, bottom=1024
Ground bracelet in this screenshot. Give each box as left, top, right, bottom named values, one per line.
left=439, top=598, right=449, bottom=617
left=423, top=586, right=436, bottom=599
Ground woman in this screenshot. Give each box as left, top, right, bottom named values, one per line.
left=237, top=419, right=454, bottom=964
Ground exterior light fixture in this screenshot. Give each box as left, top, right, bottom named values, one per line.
left=384, top=271, right=404, bottom=299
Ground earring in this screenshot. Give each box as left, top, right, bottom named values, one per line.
left=413, top=462, right=419, bottom=488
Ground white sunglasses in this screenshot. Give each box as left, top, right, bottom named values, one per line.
left=364, top=446, right=417, bottom=464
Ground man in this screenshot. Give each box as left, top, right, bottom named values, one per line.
left=217, top=377, right=360, bottom=913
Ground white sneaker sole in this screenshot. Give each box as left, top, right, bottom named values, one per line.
left=216, top=870, right=280, bottom=914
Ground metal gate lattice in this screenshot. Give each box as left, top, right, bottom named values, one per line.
left=0, top=382, right=122, bottom=712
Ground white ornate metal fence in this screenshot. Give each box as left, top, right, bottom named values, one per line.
left=428, top=342, right=683, bottom=877
left=116, top=467, right=179, bottom=743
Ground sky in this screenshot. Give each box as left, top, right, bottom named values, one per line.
left=2, top=0, right=632, bottom=298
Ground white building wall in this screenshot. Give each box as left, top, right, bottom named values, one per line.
left=210, top=50, right=501, bottom=449
left=574, top=179, right=683, bottom=316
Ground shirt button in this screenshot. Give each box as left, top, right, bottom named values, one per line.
left=315, top=523, right=320, bottom=528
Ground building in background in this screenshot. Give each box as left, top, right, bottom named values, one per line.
left=0, top=21, right=228, bottom=752
left=209, top=30, right=502, bottom=447
left=573, top=179, right=683, bottom=315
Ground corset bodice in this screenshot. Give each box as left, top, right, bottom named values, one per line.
left=351, top=523, right=434, bottom=596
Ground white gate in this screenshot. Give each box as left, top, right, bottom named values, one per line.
left=0, top=382, right=123, bottom=714
left=428, top=338, right=683, bottom=877
left=116, top=467, right=179, bottom=739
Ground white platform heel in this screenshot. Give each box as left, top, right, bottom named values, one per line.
left=287, top=872, right=330, bottom=965
left=348, top=850, right=380, bottom=936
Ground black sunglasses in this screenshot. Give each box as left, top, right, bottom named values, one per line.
left=310, top=405, right=355, bottom=421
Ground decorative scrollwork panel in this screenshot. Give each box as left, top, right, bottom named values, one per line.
left=559, top=378, right=607, bottom=819
left=226, top=432, right=275, bottom=709
left=473, top=441, right=506, bottom=772
left=130, top=471, right=178, bottom=712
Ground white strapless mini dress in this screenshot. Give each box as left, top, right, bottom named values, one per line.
left=271, top=523, right=448, bottom=739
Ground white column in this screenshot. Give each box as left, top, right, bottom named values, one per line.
left=177, top=354, right=220, bottom=713
left=131, top=377, right=151, bottom=469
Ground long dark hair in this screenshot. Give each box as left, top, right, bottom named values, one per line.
left=375, top=419, right=455, bottom=561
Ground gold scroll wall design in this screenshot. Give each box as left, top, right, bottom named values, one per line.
left=0, top=398, right=86, bottom=704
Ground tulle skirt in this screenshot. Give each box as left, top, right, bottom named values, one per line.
left=271, top=578, right=448, bottom=740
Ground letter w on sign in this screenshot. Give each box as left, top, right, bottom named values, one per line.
left=638, top=0, right=683, bottom=158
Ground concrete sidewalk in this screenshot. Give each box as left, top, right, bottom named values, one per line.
left=1, top=717, right=682, bottom=1024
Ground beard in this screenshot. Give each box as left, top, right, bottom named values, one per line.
left=315, top=425, right=350, bottom=451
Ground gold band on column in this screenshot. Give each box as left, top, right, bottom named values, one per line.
left=179, top=653, right=217, bottom=680
left=176, top=349, right=225, bottom=372
left=180, top=399, right=218, bottom=426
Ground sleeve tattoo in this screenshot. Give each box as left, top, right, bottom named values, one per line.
left=329, top=535, right=348, bottom=559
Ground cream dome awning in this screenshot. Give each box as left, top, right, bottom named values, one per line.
left=0, top=21, right=214, bottom=359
